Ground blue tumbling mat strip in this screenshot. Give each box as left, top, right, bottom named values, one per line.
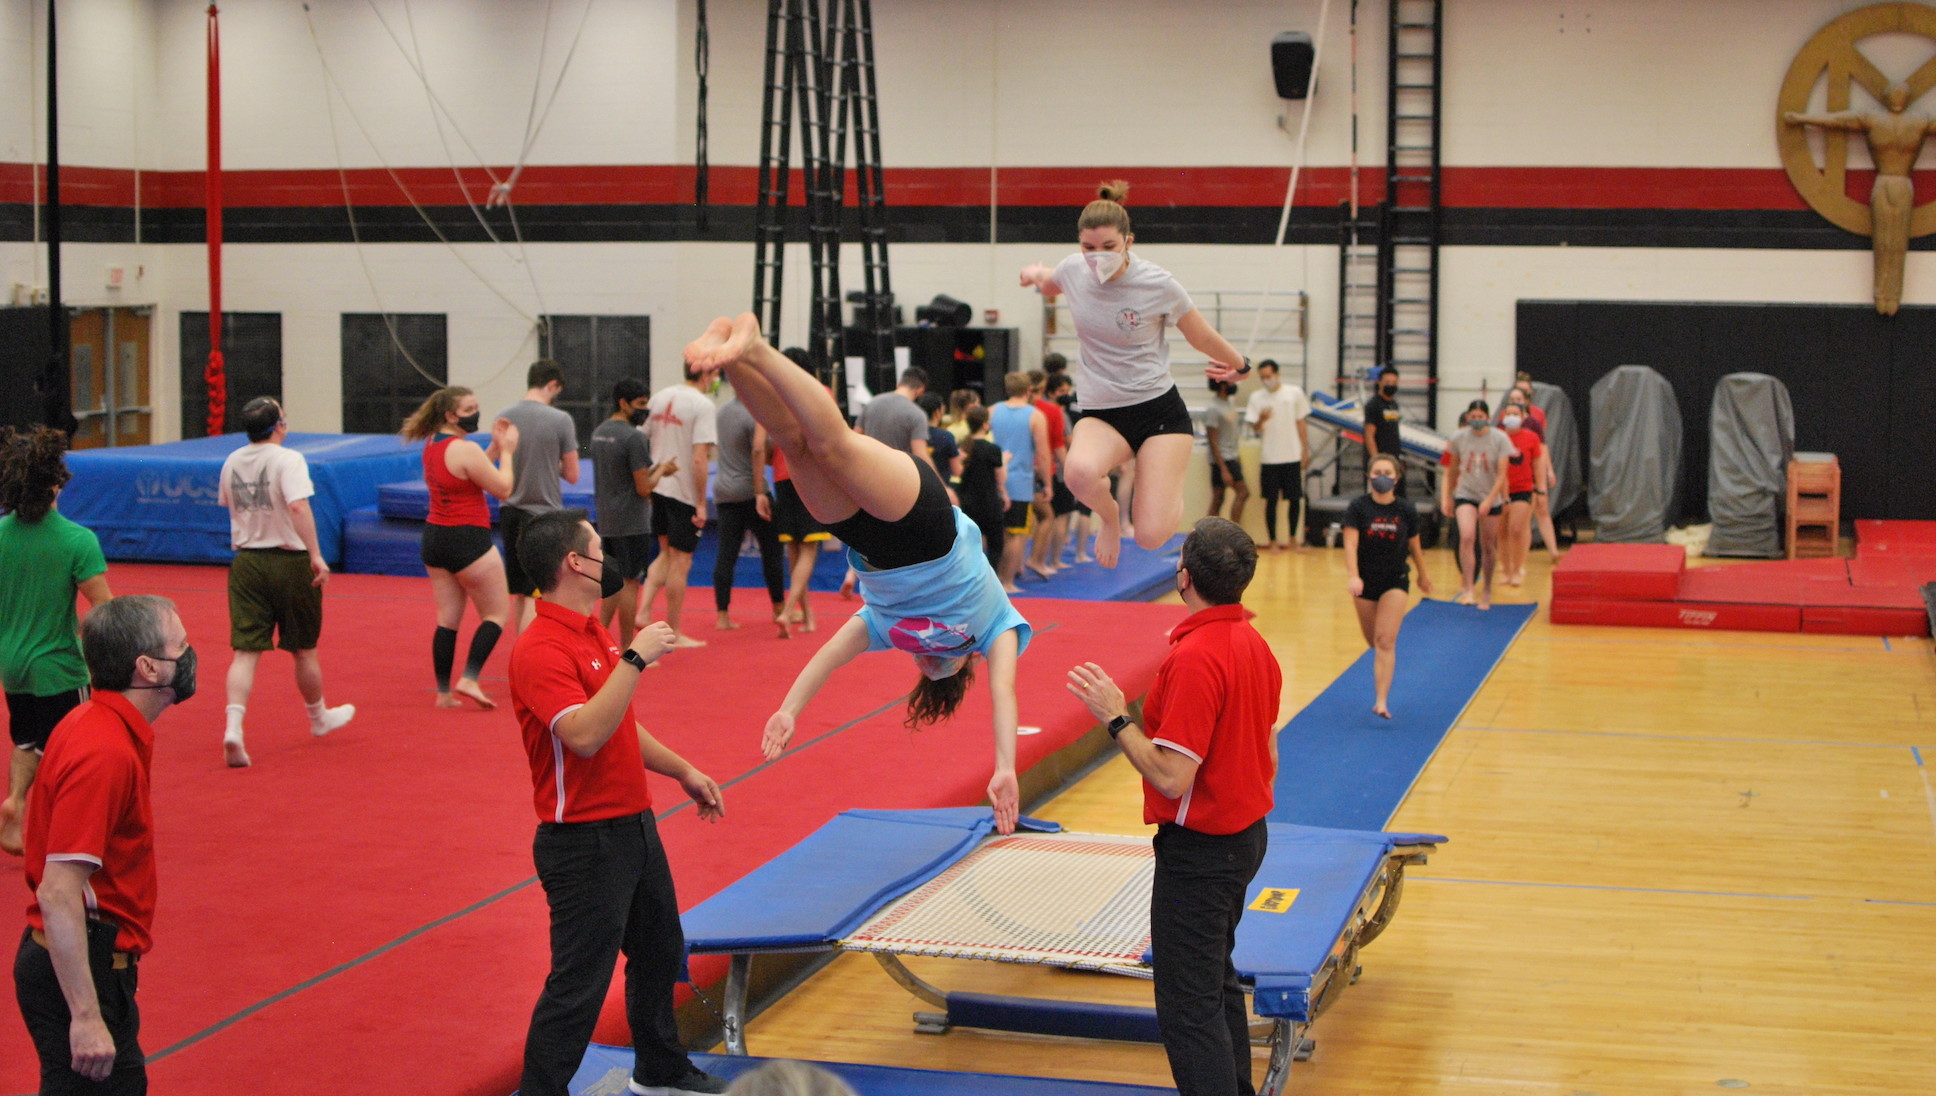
left=1010, top=534, right=1184, bottom=604
left=552, top=1046, right=1181, bottom=1096
left=1268, top=599, right=1536, bottom=831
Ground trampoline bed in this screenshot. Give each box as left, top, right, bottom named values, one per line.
left=1306, top=391, right=1449, bottom=468
left=683, top=808, right=1443, bottom=1094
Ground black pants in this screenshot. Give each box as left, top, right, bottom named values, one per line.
left=1150, top=820, right=1269, bottom=1096
left=520, top=811, right=693, bottom=1096
left=15, top=925, right=146, bottom=1095
left=1257, top=462, right=1302, bottom=543
left=712, top=498, right=786, bottom=611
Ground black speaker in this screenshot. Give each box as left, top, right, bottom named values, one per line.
left=1272, top=32, right=1314, bottom=99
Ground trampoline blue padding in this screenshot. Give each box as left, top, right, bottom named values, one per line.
left=553, top=1046, right=1180, bottom=1096
left=375, top=471, right=600, bottom=523
left=684, top=809, right=1059, bottom=953
left=61, top=432, right=426, bottom=565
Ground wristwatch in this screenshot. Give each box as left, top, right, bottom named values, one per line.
left=1235, top=356, right=1253, bottom=376
left=1107, top=714, right=1134, bottom=739
left=620, top=649, right=649, bottom=672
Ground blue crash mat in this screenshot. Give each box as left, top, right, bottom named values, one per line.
left=374, top=470, right=600, bottom=523
left=61, top=432, right=425, bottom=565
left=550, top=1046, right=1180, bottom=1096
left=1009, top=534, right=1184, bottom=603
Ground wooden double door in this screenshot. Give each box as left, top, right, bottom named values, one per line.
left=69, top=306, right=152, bottom=449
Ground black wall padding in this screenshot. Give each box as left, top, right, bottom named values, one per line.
left=1517, top=301, right=1936, bottom=523
left=0, top=306, right=54, bottom=432
left=181, top=312, right=283, bottom=437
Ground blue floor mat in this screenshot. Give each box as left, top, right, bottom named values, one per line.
left=1269, top=598, right=1535, bottom=831
left=1009, top=535, right=1184, bottom=603
left=551, top=1045, right=1178, bottom=1095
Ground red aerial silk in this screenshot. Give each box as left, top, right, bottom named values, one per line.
left=204, top=4, right=225, bottom=436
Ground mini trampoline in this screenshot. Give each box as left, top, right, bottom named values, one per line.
left=683, top=808, right=1443, bottom=1095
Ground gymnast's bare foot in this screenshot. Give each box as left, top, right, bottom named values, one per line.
left=1095, top=516, right=1123, bottom=569
left=799, top=605, right=816, bottom=632
left=671, top=633, right=709, bottom=649
left=452, top=678, right=496, bottom=709
left=1455, top=589, right=1475, bottom=606
left=775, top=611, right=791, bottom=639
left=716, top=612, right=741, bottom=631
left=685, top=316, right=734, bottom=374
left=1373, top=702, right=1392, bottom=719
left=223, top=735, right=252, bottom=768
left=435, top=692, right=463, bottom=709
left=712, top=312, right=763, bottom=370
left=0, top=797, right=22, bottom=856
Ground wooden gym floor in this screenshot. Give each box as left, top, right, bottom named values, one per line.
left=725, top=543, right=1936, bottom=1095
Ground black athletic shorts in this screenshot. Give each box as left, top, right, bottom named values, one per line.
left=1508, top=490, right=1533, bottom=504
left=600, top=532, right=655, bottom=583
left=5, top=689, right=85, bottom=752
left=772, top=480, right=830, bottom=545
left=651, top=495, right=702, bottom=554
left=1258, top=461, right=1302, bottom=502
left=1357, top=574, right=1411, bottom=603
left=826, top=454, right=957, bottom=571
left=420, top=523, right=495, bottom=574
left=1209, top=458, right=1245, bottom=489
left=1050, top=475, right=1078, bottom=516
left=1455, top=498, right=1504, bottom=518
left=1004, top=500, right=1034, bottom=535
left=229, top=548, right=323, bottom=653
left=1078, top=386, right=1194, bottom=453
left=500, top=505, right=540, bottom=597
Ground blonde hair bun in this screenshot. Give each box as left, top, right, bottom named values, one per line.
left=1097, top=180, right=1129, bottom=204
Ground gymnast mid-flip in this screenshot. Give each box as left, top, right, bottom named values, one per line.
left=688, top=314, right=1031, bottom=834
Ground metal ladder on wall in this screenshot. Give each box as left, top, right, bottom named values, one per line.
left=750, top=0, right=895, bottom=395
left=1383, top=0, right=1442, bottom=428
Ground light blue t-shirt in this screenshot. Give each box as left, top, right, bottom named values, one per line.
left=852, top=509, right=1033, bottom=660
left=989, top=401, right=1036, bottom=502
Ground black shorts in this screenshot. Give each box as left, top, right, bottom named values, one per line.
left=772, top=480, right=830, bottom=545
left=1508, top=490, right=1533, bottom=504
left=1049, top=475, right=1078, bottom=516
left=5, top=689, right=85, bottom=752
left=1005, top=500, right=1035, bottom=535
left=1078, top=386, right=1194, bottom=454
left=651, top=495, right=701, bottom=554
left=600, top=532, right=655, bottom=582
left=420, top=523, right=495, bottom=574
left=1455, top=498, right=1505, bottom=518
left=500, top=505, right=540, bottom=597
left=228, top=549, right=324, bottom=652
left=1209, top=457, right=1245, bottom=489
left=1258, top=461, right=1302, bottom=503
left=826, top=454, right=958, bottom=571
left=1357, top=574, right=1411, bottom=602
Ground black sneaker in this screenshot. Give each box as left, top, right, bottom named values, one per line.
left=629, top=1066, right=730, bottom=1096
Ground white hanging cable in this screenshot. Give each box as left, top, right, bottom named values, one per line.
left=1241, top=0, right=1332, bottom=357
left=303, top=2, right=538, bottom=389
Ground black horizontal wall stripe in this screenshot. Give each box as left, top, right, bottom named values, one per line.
left=0, top=202, right=1905, bottom=250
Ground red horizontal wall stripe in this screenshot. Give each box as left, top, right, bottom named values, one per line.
left=0, top=162, right=1859, bottom=212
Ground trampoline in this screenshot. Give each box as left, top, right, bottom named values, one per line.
left=683, top=808, right=1443, bottom=1095
left=1306, top=391, right=1450, bottom=469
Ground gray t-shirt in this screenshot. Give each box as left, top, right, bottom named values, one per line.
left=713, top=398, right=761, bottom=504
left=496, top=398, right=577, bottom=512
left=858, top=391, right=928, bottom=457
left=1203, top=397, right=1241, bottom=459
left=590, top=418, right=653, bottom=537
left=1446, top=426, right=1517, bottom=504
left=1051, top=252, right=1195, bottom=411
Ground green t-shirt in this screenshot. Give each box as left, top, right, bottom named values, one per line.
left=0, top=510, right=108, bottom=696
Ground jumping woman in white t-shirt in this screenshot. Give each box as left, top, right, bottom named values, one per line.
left=1019, top=182, right=1250, bottom=568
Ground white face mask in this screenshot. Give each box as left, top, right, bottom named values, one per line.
left=1084, top=250, right=1124, bottom=284
left=1501, top=414, right=1523, bottom=430
left=1261, top=376, right=1281, bottom=391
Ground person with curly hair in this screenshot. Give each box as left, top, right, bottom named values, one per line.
left=0, top=426, right=113, bottom=856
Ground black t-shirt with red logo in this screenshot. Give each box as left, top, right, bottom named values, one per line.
left=1345, top=494, right=1416, bottom=586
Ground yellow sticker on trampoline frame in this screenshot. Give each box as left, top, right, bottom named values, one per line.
left=1247, top=888, right=1300, bottom=913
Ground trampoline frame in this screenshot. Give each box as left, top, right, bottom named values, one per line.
left=706, top=831, right=1436, bottom=1096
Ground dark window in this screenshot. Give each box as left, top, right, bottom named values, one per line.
left=540, top=315, right=651, bottom=447
left=181, top=312, right=282, bottom=437
left=340, top=313, right=447, bottom=435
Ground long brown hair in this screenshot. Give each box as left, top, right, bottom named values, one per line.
left=0, top=425, right=72, bottom=523
left=904, top=658, right=977, bottom=729
left=1078, top=180, right=1132, bottom=236
left=401, top=386, right=474, bottom=442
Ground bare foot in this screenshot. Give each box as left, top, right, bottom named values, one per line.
left=1455, top=589, right=1475, bottom=606
left=1002, top=583, right=1023, bottom=594
left=435, top=692, right=464, bottom=709
left=0, top=797, right=22, bottom=856
left=224, top=736, right=252, bottom=768
left=671, top=634, right=709, bottom=649
left=1373, top=702, right=1392, bottom=719
left=716, top=614, right=741, bottom=631
left=800, top=607, right=816, bottom=632
left=1025, top=561, right=1057, bottom=581
left=1074, top=553, right=1095, bottom=564
left=1294, top=542, right=1311, bottom=554
left=684, top=316, right=735, bottom=372
left=452, top=679, right=497, bottom=709
left=775, top=612, right=791, bottom=639
left=1476, top=598, right=1492, bottom=611
left=1095, top=517, right=1123, bottom=569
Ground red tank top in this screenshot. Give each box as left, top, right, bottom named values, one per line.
left=423, top=434, right=492, bottom=527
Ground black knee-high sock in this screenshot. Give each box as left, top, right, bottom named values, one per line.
left=433, top=626, right=459, bottom=692
left=463, top=621, right=503, bottom=681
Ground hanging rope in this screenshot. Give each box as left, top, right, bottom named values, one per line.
left=205, top=3, right=226, bottom=436
left=695, top=0, right=710, bottom=230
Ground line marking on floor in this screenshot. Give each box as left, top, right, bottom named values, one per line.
left=1414, top=876, right=1814, bottom=901
left=1465, top=724, right=1919, bottom=751
left=1914, top=747, right=1936, bottom=845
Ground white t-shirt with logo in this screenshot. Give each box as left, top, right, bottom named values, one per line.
left=1245, top=384, right=1313, bottom=465
left=217, top=441, right=315, bottom=551
left=1051, top=252, right=1195, bottom=411
left=645, top=384, right=719, bottom=506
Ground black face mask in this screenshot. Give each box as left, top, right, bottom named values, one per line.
left=579, top=554, right=625, bottom=599
left=455, top=412, right=481, bottom=434
left=627, top=407, right=649, bottom=427
left=133, top=646, right=197, bottom=705
left=1380, top=385, right=1397, bottom=397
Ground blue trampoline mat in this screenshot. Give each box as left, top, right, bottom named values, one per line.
left=1269, top=598, right=1535, bottom=831
left=1010, top=534, right=1184, bottom=604
left=551, top=1046, right=1181, bottom=1096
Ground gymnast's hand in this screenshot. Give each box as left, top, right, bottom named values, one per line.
left=1347, top=576, right=1364, bottom=598
left=762, top=710, right=796, bottom=760
left=1204, top=358, right=1246, bottom=384
left=1018, top=263, right=1052, bottom=290
left=987, top=769, right=1019, bottom=835
left=681, top=767, right=725, bottom=822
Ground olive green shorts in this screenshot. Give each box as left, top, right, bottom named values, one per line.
left=228, top=549, right=323, bottom=652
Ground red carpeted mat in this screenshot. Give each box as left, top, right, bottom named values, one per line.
left=1550, top=543, right=1684, bottom=600
left=1854, top=519, right=1936, bottom=555
left=0, top=564, right=1185, bottom=1096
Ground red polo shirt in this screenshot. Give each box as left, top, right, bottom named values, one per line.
left=1141, top=603, right=1281, bottom=834
left=509, top=599, right=654, bottom=824
left=24, top=691, right=158, bottom=955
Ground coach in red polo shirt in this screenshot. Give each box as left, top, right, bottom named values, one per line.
left=1069, top=517, right=1282, bottom=1096
left=17, top=594, right=195, bottom=1094
left=507, top=508, right=728, bottom=1096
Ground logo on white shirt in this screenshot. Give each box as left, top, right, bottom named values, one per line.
left=1115, top=309, right=1143, bottom=333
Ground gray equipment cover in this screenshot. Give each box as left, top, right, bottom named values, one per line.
left=1705, top=372, right=1794, bottom=558
left=1531, top=381, right=1582, bottom=514
left=1588, top=365, right=1682, bottom=543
